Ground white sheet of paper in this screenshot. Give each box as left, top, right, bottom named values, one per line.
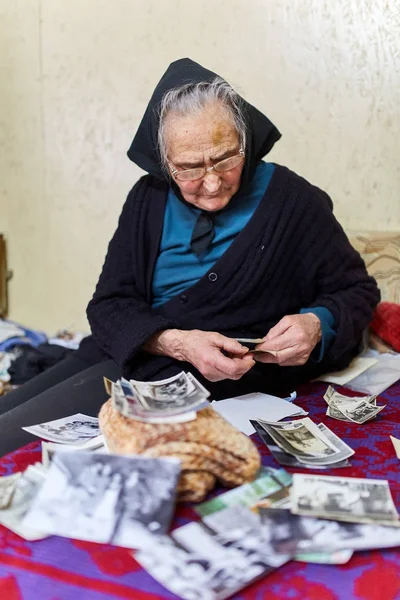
left=314, top=356, right=378, bottom=385
left=346, top=352, right=400, bottom=396
left=390, top=436, right=400, bottom=460
left=211, top=393, right=307, bottom=435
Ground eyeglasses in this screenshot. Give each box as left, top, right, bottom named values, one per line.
left=169, top=147, right=245, bottom=182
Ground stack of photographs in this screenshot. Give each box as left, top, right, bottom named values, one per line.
left=251, top=417, right=354, bottom=469
left=106, top=371, right=210, bottom=424
left=324, top=385, right=386, bottom=423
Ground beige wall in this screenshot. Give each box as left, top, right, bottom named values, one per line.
left=1, top=0, right=399, bottom=333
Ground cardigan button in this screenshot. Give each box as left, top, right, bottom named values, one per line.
left=180, top=294, right=188, bottom=303
left=208, top=272, right=218, bottom=282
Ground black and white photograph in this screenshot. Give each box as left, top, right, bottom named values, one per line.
left=22, top=413, right=100, bottom=444
left=23, top=453, right=181, bottom=549
left=292, top=474, right=399, bottom=524
left=326, top=403, right=353, bottom=422
left=148, top=372, right=195, bottom=401
left=112, top=380, right=198, bottom=423
left=256, top=507, right=400, bottom=555
left=323, top=387, right=383, bottom=424
left=131, top=372, right=210, bottom=413
left=174, top=507, right=290, bottom=570
left=0, top=473, right=21, bottom=509
left=41, top=435, right=106, bottom=468
left=0, top=463, right=48, bottom=541
left=296, top=424, right=354, bottom=466
left=339, top=400, right=386, bottom=424
left=323, top=386, right=376, bottom=408
left=135, top=507, right=289, bottom=600
left=250, top=420, right=350, bottom=470
left=258, top=418, right=338, bottom=459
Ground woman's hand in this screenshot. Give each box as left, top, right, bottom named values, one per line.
left=144, top=329, right=255, bottom=382
left=253, top=314, right=322, bottom=366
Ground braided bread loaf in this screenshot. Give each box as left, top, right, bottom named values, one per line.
left=99, top=401, right=261, bottom=502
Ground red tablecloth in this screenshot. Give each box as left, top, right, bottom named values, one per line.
left=1, top=380, right=400, bottom=600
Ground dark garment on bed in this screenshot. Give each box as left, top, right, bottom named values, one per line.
left=8, top=343, right=74, bottom=385
left=84, top=164, right=380, bottom=396
left=0, top=355, right=121, bottom=457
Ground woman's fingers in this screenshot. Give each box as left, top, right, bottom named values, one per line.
left=215, top=335, right=249, bottom=356
left=262, top=316, right=292, bottom=341
left=253, top=314, right=322, bottom=367
left=254, top=346, right=308, bottom=366
left=204, top=349, right=255, bottom=381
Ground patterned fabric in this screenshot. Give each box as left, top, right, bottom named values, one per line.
left=370, top=302, right=400, bottom=352
left=348, top=231, right=400, bottom=304
left=99, top=403, right=261, bottom=502
left=1, top=379, right=400, bottom=599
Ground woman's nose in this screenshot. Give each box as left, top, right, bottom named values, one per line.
left=202, top=172, right=221, bottom=193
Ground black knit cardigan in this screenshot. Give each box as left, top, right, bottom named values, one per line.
left=84, top=165, right=380, bottom=398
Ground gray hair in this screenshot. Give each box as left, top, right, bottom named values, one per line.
left=157, top=76, right=247, bottom=174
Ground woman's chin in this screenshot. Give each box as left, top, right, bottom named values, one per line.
left=196, top=195, right=231, bottom=212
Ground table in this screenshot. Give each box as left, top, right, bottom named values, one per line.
left=1, top=380, right=400, bottom=600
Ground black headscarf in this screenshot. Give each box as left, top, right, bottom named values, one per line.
left=127, top=57, right=281, bottom=186
left=127, top=58, right=281, bottom=256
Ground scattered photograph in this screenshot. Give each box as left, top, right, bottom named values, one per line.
left=251, top=420, right=350, bottom=469
left=294, top=549, right=353, bottom=565
left=195, top=467, right=292, bottom=517
left=23, top=453, right=181, bottom=549
left=324, top=386, right=376, bottom=407
left=258, top=417, right=338, bottom=458
left=0, top=473, right=21, bottom=509
left=326, top=404, right=351, bottom=422
left=136, top=507, right=289, bottom=600
left=256, top=507, right=400, bottom=554
left=296, top=424, right=354, bottom=466
left=41, top=435, right=106, bottom=468
left=173, top=508, right=290, bottom=570
left=292, top=474, right=399, bottom=524
left=339, top=401, right=386, bottom=424
left=103, top=376, right=113, bottom=396
left=0, top=464, right=48, bottom=541
left=22, top=413, right=100, bottom=444
left=323, top=387, right=382, bottom=424
left=135, top=535, right=227, bottom=600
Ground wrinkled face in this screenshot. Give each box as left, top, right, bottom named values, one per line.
left=165, top=102, right=244, bottom=211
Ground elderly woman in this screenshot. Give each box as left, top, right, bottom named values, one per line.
left=0, top=58, right=379, bottom=456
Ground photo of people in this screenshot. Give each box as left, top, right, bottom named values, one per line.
left=292, top=474, right=399, bottom=524
left=23, top=453, right=181, bottom=549
left=22, top=414, right=100, bottom=444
